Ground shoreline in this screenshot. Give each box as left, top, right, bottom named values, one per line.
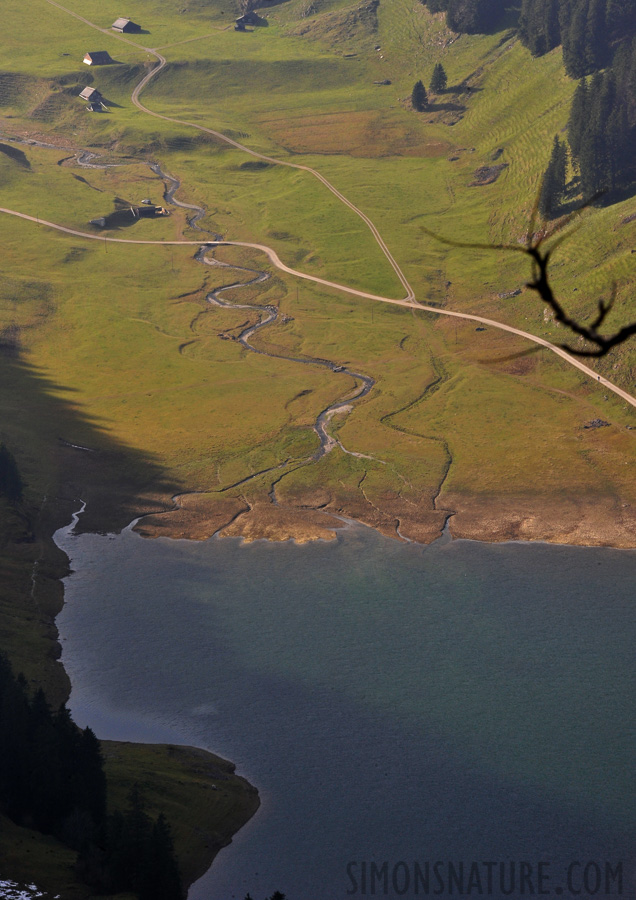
left=51, top=505, right=262, bottom=896
left=130, top=487, right=636, bottom=550
left=50, top=510, right=636, bottom=900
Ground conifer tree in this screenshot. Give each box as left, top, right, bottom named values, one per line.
left=585, top=0, right=609, bottom=70
left=138, top=813, right=182, bottom=900
left=430, top=62, right=448, bottom=92
left=568, top=77, right=588, bottom=157
left=446, top=0, right=501, bottom=32
left=520, top=0, right=561, bottom=55
left=563, top=2, right=589, bottom=77
left=411, top=80, right=428, bottom=111
left=539, top=136, right=567, bottom=218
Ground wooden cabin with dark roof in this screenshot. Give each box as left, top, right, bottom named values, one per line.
left=235, top=11, right=260, bottom=29
left=83, top=51, right=113, bottom=65
left=112, top=17, right=141, bottom=32
left=79, top=86, right=103, bottom=102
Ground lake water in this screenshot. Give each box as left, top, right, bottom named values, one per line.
left=55, top=517, right=636, bottom=900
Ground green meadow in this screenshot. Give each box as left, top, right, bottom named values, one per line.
left=1, top=0, right=635, bottom=528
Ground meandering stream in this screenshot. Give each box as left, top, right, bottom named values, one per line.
left=154, top=162, right=378, bottom=493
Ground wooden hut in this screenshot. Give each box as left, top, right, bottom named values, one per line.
left=83, top=51, right=112, bottom=65
left=111, top=17, right=141, bottom=33
left=79, top=86, right=102, bottom=102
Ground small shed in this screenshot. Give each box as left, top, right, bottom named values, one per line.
left=112, top=17, right=141, bottom=32
left=83, top=51, right=112, bottom=65
left=79, top=86, right=102, bottom=102
left=132, top=205, right=169, bottom=217
left=235, top=11, right=258, bottom=27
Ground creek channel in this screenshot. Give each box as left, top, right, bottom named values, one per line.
left=152, top=162, right=377, bottom=491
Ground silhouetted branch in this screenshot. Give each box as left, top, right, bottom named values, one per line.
left=421, top=199, right=636, bottom=357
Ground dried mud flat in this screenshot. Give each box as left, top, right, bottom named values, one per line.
left=133, top=487, right=636, bottom=549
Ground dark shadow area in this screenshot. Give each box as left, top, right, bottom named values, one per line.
left=255, top=0, right=292, bottom=9
left=239, top=160, right=272, bottom=170
left=71, top=173, right=103, bottom=191
left=596, top=181, right=636, bottom=207
left=0, top=143, right=30, bottom=168
left=426, top=101, right=467, bottom=112
left=89, top=198, right=170, bottom=229
left=447, top=84, right=484, bottom=95
left=548, top=178, right=636, bottom=219
left=0, top=344, right=176, bottom=706
left=74, top=92, right=123, bottom=109
left=0, top=349, right=176, bottom=534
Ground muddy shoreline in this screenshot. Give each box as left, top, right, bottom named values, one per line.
left=133, top=485, right=636, bottom=549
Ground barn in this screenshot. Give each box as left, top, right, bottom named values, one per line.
left=111, top=17, right=141, bottom=33
left=79, top=86, right=103, bottom=102
left=83, top=51, right=113, bottom=65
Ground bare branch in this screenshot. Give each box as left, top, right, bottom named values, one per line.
left=421, top=196, right=635, bottom=358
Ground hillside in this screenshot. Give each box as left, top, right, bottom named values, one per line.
left=0, top=0, right=635, bottom=893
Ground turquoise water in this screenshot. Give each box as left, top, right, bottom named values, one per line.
left=55, top=520, right=636, bottom=900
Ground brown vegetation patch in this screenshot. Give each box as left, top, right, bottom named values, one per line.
left=134, top=494, right=249, bottom=541
left=258, top=109, right=450, bottom=158
left=219, top=500, right=342, bottom=542
left=469, top=163, right=508, bottom=186
left=290, top=0, right=379, bottom=42
left=492, top=354, right=538, bottom=376
left=446, top=492, right=636, bottom=548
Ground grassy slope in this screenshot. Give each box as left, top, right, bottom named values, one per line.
left=0, top=0, right=635, bottom=891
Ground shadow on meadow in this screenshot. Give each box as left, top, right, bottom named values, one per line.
left=0, top=347, right=177, bottom=537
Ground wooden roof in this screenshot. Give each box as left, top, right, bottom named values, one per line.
left=84, top=51, right=112, bottom=65
left=79, top=86, right=101, bottom=100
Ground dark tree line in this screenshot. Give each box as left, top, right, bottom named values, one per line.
left=77, top=786, right=182, bottom=900
left=0, top=653, right=183, bottom=899
left=568, top=47, right=636, bottom=197
left=539, top=39, right=636, bottom=216
left=519, top=0, right=635, bottom=77
left=0, top=653, right=106, bottom=836
left=244, top=893, right=287, bottom=900
left=419, top=0, right=504, bottom=32
left=521, top=0, right=636, bottom=205
left=421, top=0, right=634, bottom=56
left=419, top=0, right=636, bottom=203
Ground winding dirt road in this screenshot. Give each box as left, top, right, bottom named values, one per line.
left=15, top=0, right=636, bottom=412
left=2, top=204, right=635, bottom=409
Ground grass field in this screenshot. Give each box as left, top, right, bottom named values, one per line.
left=1, top=0, right=635, bottom=891
left=0, top=0, right=634, bottom=530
